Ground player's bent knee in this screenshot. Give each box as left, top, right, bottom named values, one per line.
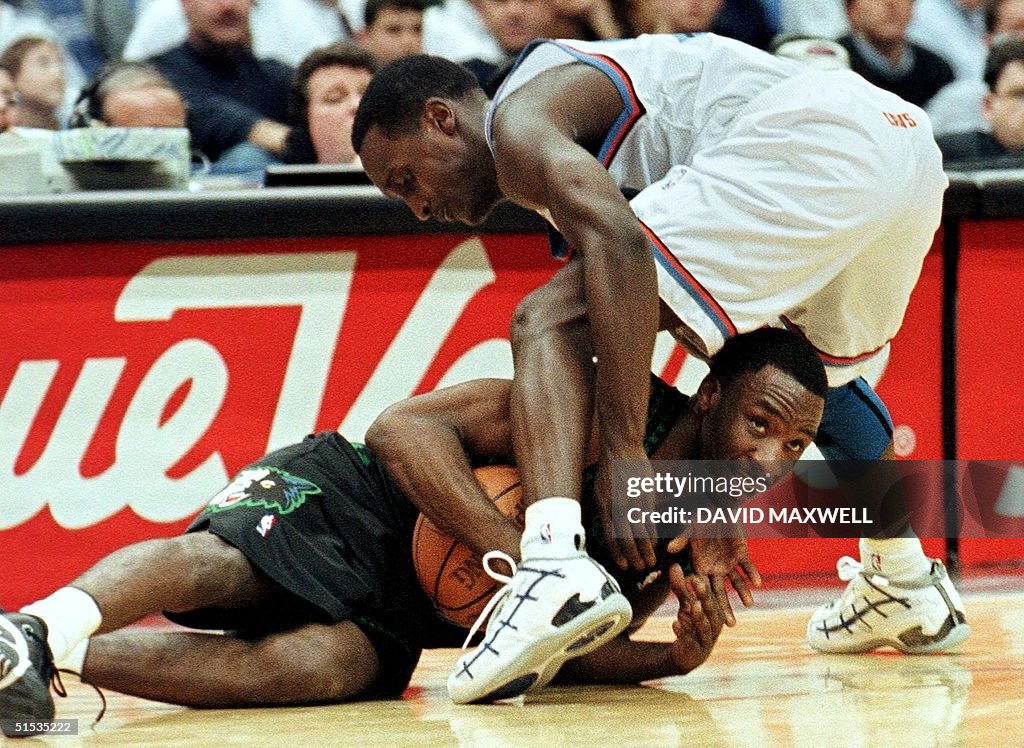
left=510, top=287, right=586, bottom=350
left=161, top=532, right=263, bottom=613
left=510, top=289, right=550, bottom=346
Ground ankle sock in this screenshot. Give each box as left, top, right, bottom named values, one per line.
left=21, top=587, right=102, bottom=665
left=860, top=536, right=933, bottom=585
left=521, top=497, right=586, bottom=558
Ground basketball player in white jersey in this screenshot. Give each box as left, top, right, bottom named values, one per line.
left=353, top=33, right=971, bottom=704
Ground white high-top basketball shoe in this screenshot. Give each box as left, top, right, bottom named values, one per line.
left=447, top=548, right=632, bottom=704
left=807, top=557, right=971, bottom=654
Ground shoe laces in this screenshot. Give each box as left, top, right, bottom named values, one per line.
left=19, top=624, right=106, bottom=728
left=462, top=551, right=517, bottom=649
left=58, top=668, right=107, bottom=727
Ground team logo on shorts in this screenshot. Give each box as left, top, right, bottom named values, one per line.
left=205, top=467, right=321, bottom=515
left=256, top=514, right=277, bottom=537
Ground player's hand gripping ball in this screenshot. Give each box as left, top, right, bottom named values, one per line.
left=411, top=465, right=523, bottom=627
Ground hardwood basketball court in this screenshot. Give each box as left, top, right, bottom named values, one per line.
left=34, top=574, right=1023, bottom=747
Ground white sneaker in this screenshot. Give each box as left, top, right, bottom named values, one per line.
left=447, top=550, right=632, bottom=704
left=807, top=557, right=971, bottom=654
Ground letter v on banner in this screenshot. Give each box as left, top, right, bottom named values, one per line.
left=339, top=238, right=496, bottom=440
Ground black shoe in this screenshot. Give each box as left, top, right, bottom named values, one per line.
left=0, top=612, right=58, bottom=737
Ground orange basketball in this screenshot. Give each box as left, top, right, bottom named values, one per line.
left=412, top=465, right=524, bottom=628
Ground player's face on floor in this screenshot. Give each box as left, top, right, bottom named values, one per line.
left=697, top=365, right=824, bottom=480
left=359, top=114, right=501, bottom=225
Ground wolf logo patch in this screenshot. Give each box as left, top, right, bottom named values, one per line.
left=206, top=467, right=321, bottom=515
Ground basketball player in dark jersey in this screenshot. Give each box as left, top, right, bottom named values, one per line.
left=1, top=328, right=824, bottom=733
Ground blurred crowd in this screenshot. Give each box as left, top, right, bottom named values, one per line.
left=1, top=0, right=1022, bottom=178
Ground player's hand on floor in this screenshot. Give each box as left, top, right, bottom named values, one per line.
left=678, top=536, right=760, bottom=625
left=668, top=564, right=725, bottom=673
left=596, top=450, right=658, bottom=573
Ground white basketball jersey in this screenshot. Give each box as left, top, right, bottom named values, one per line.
left=485, top=34, right=947, bottom=382
left=487, top=34, right=803, bottom=194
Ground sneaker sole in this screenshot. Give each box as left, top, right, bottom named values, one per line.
left=527, top=603, right=632, bottom=694
left=450, top=592, right=633, bottom=704
left=0, top=616, right=31, bottom=690
left=808, top=619, right=972, bottom=655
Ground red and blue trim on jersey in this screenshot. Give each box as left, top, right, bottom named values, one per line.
left=485, top=39, right=646, bottom=170
left=779, top=315, right=891, bottom=366
left=546, top=42, right=646, bottom=168
left=641, top=220, right=737, bottom=342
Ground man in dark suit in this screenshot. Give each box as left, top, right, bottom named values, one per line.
left=838, top=0, right=955, bottom=107
left=149, top=0, right=293, bottom=171
left=937, top=33, right=1024, bottom=165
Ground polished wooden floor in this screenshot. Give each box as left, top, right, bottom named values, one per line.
left=26, top=580, right=1024, bottom=747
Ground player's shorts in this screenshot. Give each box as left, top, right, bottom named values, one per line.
left=630, top=69, right=948, bottom=387
left=166, top=431, right=464, bottom=698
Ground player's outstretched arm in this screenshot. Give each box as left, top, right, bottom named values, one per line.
left=555, top=565, right=724, bottom=684
left=365, top=378, right=522, bottom=561
left=493, top=66, right=661, bottom=571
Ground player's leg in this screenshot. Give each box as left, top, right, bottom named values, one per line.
left=626, top=69, right=965, bottom=653
left=805, top=378, right=970, bottom=653
left=448, top=257, right=632, bottom=704
left=1, top=532, right=272, bottom=734
left=509, top=255, right=593, bottom=507
left=80, top=619, right=380, bottom=707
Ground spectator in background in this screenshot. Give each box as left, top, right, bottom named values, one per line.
left=0, top=36, right=65, bottom=128
left=124, top=0, right=351, bottom=67
left=0, top=62, right=14, bottom=131
left=906, top=0, right=987, bottom=80
left=69, top=60, right=187, bottom=129
left=653, top=0, right=724, bottom=33
left=546, top=0, right=668, bottom=40
left=149, top=0, right=293, bottom=171
left=423, top=0, right=504, bottom=64
left=936, top=33, right=1024, bottom=164
left=358, top=0, right=426, bottom=64
left=928, top=0, right=1024, bottom=135
left=650, top=0, right=776, bottom=49
left=713, top=0, right=779, bottom=49
left=462, top=0, right=557, bottom=93
left=25, top=0, right=106, bottom=75
left=1, top=0, right=86, bottom=118
left=838, top=0, right=955, bottom=107
left=283, top=42, right=376, bottom=164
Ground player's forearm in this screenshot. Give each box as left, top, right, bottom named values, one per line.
left=365, top=412, right=521, bottom=560
left=584, top=230, right=659, bottom=453
left=532, top=148, right=657, bottom=453
left=556, top=636, right=684, bottom=684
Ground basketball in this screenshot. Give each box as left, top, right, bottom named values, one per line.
left=412, top=465, right=524, bottom=628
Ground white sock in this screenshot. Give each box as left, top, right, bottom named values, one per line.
left=21, top=587, right=102, bottom=665
left=521, top=497, right=585, bottom=558
left=57, top=639, right=90, bottom=674
left=860, top=537, right=933, bottom=585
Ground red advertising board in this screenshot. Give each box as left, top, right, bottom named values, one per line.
left=956, top=219, right=1024, bottom=565
left=0, top=234, right=549, bottom=607
left=1, top=230, right=1020, bottom=609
